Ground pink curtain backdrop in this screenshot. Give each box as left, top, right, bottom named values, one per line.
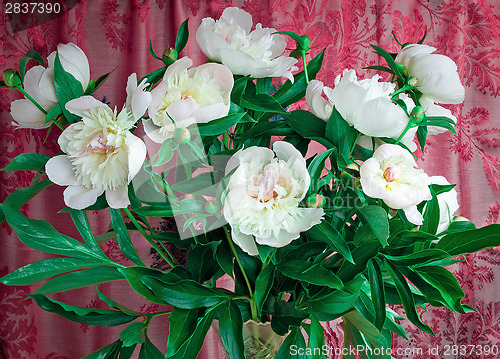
left=1, top=0, right=500, bottom=358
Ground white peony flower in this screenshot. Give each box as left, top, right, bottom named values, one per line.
left=196, top=7, right=298, bottom=81
left=10, top=42, right=90, bottom=129
left=395, top=44, right=465, bottom=104
left=359, top=144, right=432, bottom=225
left=430, top=176, right=459, bottom=234
left=45, top=74, right=150, bottom=209
left=144, top=57, right=233, bottom=143
left=223, top=141, right=324, bottom=256
left=306, top=71, right=417, bottom=151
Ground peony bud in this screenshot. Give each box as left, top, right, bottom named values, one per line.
left=173, top=127, right=190, bottom=144
left=300, top=35, right=311, bottom=50
left=408, top=77, right=419, bottom=87
left=410, top=106, right=425, bottom=123
left=3, top=69, right=21, bottom=88
left=205, top=200, right=220, bottom=214
left=306, top=193, right=326, bottom=208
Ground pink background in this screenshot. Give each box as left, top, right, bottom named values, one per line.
left=1, top=0, right=500, bottom=358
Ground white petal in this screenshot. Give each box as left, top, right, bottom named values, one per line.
left=372, top=143, right=415, bottom=165
left=194, top=63, right=234, bottom=102
left=226, top=146, right=274, bottom=175
left=38, top=66, right=58, bottom=104
left=165, top=98, right=199, bottom=127
left=221, top=7, right=253, bottom=33
left=57, top=43, right=91, bottom=89
left=45, top=155, right=79, bottom=186
left=125, top=132, right=146, bottom=181
left=195, top=18, right=228, bottom=61
left=284, top=208, right=325, bottom=234
left=306, top=80, right=331, bottom=121
left=403, top=205, right=424, bottom=226
left=125, top=74, right=152, bottom=120
left=23, top=66, right=57, bottom=108
left=395, top=44, right=436, bottom=68
left=192, top=102, right=229, bottom=125
left=357, top=98, right=408, bottom=138
left=143, top=118, right=168, bottom=144
left=105, top=187, right=130, bottom=209
left=273, top=141, right=309, bottom=199
left=65, top=96, right=110, bottom=118
left=10, top=99, right=50, bottom=129
left=219, top=48, right=260, bottom=76
left=64, top=186, right=103, bottom=210
left=255, top=229, right=299, bottom=248
left=232, top=227, right=258, bottom=256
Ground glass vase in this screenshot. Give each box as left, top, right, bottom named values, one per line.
left=214, top=320, right=287, bottom=359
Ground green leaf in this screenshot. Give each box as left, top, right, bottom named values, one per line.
left=29, top=294, right=137, bottom=326
left=371, top=44, right=404, bottom=79
left=254, top=264, right=275, bottom=316
left=307, top=221, right=354, bottom=264
left=140, top=276, right=227, bottom=309
left=308, top=315, right=325, bottom=359
left=197, top=113, right=245, bottom=136
left=1, top=153, right=51, bottom=171
left=240, top=93, right=286, bottom=114
left=2, top=206, right=104, bottom=260
left=53, top=52, right=84, bottom=123
left=18, top=49, right=44, bottom=81
left=33, top=266, right=123, bottom=295
left=152, top=138, right=175, bottom=167
left=343, top=310, right=387, bottom=349
left=219, top=301, right=245, bottom=359
left=118, top=267, right=170, bottom=304
left=110, top=208, right=145, bottom=266
left=337, top=241, right=380, bottom=283
left=231, top=77, right=250, bottom=104
left=274, top=50, right=325, bottom=108
left=174, top=19, right=190, bottom=54
left=284, top=110, right=333, bottom=148
left=274, top=31, right=305, bottom=48
left=70, top=209, right=107, bottom=257
left=358, top=205, right=390, bottom=247
left=435, top=224, right=500, bottom=257
left=139, top=67, right=167, bottom=88
left=149, top=41, right=161, bottom=60
left=96, top=288, right=139, bottom=316
left=306, top=288, right=361, bottom=321
left=236, top=120, right=292, bottom=141
left=186, top=241, right=221, bottom=282
left=367, top=259, right=386, bottom=331
left=43, top=104, right=63, bottom=125
left=279, top=260, right=343, bottom=289
left=139, top=337, right=164, bottom=359
left=166, top=303, right=223, bottom=359
left=326, top=106, right=359, bottom=166
left=415, top=266, right=466, bottom=313
left=275, top=326, right=307, bottom=359
left=166, top=307, right=199, bottom=357
left=82, top=340, right=121, bottom=359
left=120, top=321, right=148, bottom=347
left=307, top=148, right=336, bottom=192
left=170, top=172, right=218, bottom=194
left=271, top=300, right=309, bottom=335
left=0, top=257, right=103, bottom=286
left=92, top=69, right=115, bottom=93
left=119, top=344, right=137, bottom=359
left=383, top=259, right=433, bottom=335
left=1, top=180, right=52, bottom=222
left=384, top=249, right=451, bottom=267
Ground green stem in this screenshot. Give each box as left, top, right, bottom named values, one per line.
left=123, top=208, right=176, bottom=267
left=17, top=86, right=47, bottom=115
left=390, top=85, right=411, bottom=100
left=394, top=121, right=413, bottom=145
left=224, top=226, right=258, bottom=321
left=301, top=51, right=309, bottom=84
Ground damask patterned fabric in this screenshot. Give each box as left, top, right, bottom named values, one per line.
left=1, top=0, right=499, bottom=358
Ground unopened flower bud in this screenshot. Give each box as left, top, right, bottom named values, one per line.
left=395, top=63, right=407, bottom=75
left=410, top=106, right=425, bottom=123
left=452, top=216, right=469, bottom=222
left=300, top=35, right=311, bottom=50
left=162, top=48, right=178, bottom=66
left=3, top=69, right=21, bottom=88
left=205, top=200, right=220, bottom=214
left=354, top=178, right=362, bottom=191
left=306, top=193, right=326, bottom=208
left=173, top=127, right=190, bottom=144
left=408, top=77, right=419, bottom=87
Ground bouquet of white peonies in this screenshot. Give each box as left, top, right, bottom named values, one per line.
left=1, top=7, right=499, bottom=359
